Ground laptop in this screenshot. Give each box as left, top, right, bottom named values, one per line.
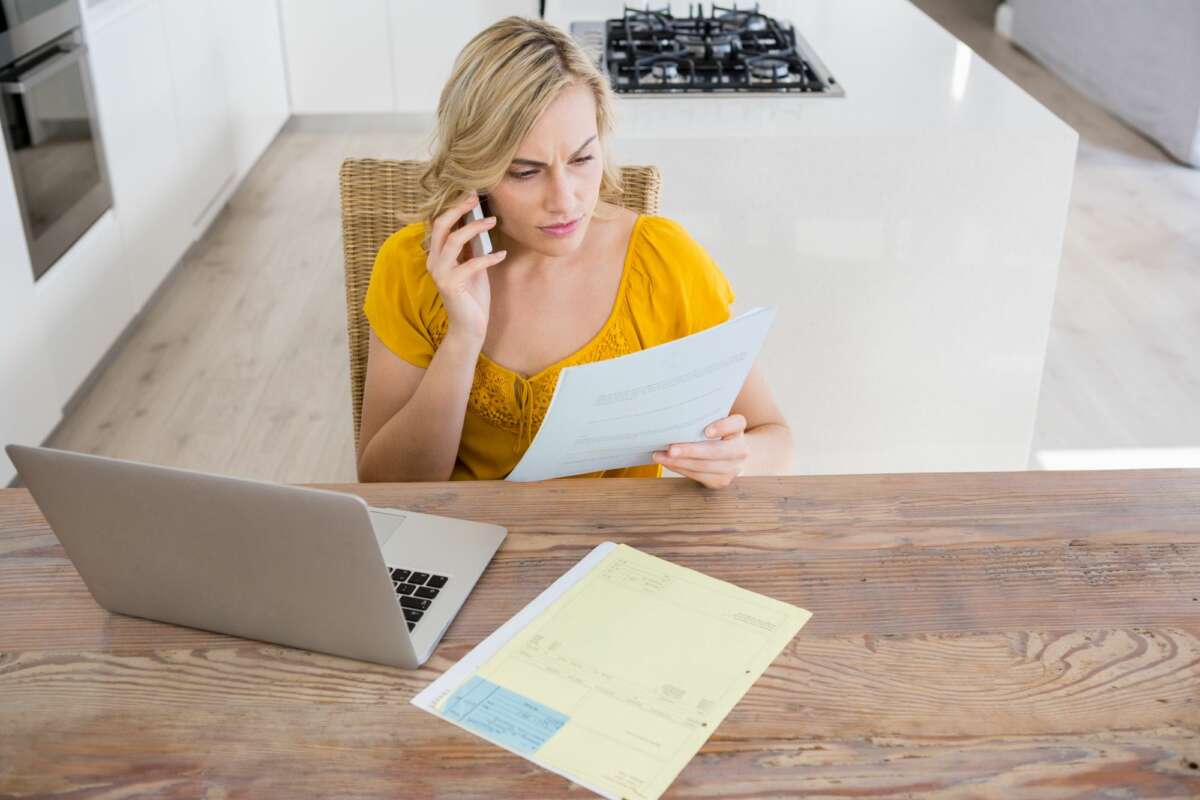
left=5, top=444, right=506, bottom=669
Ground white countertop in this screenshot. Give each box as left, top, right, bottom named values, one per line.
left=552, top=0, right=1079, bottom=475
left=552, top=0, right=1073, bottom=137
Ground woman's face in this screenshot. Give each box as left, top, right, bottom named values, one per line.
left=487, top=82, right=604, bottom=258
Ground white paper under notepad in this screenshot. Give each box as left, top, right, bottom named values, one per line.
left=411, top=542, right=620, bottom=798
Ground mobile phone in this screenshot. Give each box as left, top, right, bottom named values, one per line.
left=464, top=194, right=493, bottom=259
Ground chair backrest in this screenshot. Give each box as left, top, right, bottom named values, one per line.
left=338, top=159, right=663, bottom=449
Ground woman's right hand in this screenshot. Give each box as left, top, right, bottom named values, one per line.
left=426, top=192, right=508, bottom=346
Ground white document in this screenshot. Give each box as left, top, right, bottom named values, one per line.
left=506, top=306, right=776, bottom=482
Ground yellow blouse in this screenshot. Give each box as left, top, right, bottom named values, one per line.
left=363, top=214, right=736, bottom=481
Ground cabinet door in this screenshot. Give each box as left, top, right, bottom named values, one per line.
left=87, top=0, right=190, bottom=309
left=390, top=1, right=539, bottom=113
left=212, top=0, right=290, bottom=181
left=0, top=143, right=60, bottom=485
left=280, top=0, right=394, bottom=113
left=34, top=212, right=131, bottom=412
left=161, top=0, right=238, bottom=231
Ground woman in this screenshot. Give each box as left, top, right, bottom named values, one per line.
left=357, top=16, right=792, bottom=488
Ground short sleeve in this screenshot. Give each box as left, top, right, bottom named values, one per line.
left=679, top=227, right=736, bottom=335
left=362, top=223, right=439, bottom=368
left=630, top=216, right=736, bottom=344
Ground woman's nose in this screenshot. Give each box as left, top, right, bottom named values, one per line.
left=544, top=165, right=574, bottom=213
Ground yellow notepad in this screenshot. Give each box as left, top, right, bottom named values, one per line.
left=412, top=542, right=811, bottom=800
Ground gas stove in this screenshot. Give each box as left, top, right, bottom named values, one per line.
left=570, top=3, right=844, bottom=97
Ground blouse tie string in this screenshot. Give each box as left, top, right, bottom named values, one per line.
left=513, top=375, right=537, bottom=452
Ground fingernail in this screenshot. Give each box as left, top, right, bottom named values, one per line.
left=670, top=446, right=680, bottom=456
left=486, top=216, right=497, bottom=224
left=705, top=427, right=715, bottom=437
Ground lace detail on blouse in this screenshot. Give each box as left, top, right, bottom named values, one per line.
left=430, top=315, right=636, bottom=449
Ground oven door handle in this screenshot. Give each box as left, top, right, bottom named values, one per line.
left=0, top=46, right=86, bottom=96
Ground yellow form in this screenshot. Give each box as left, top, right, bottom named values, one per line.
left=415, top=543, right=811, bottom=800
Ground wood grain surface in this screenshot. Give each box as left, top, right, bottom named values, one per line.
left=2, top=471, right=1199, bottom=798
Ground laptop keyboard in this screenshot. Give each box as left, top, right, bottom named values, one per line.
left=387, top=566, right=449, bottom=632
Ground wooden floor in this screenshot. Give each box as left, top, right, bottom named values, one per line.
left=45, top=127, right=433, bottom=483
left=46, top=2, right=1200, bottom=482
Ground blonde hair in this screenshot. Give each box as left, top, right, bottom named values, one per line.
left=410, top=16, right=623, bottom=241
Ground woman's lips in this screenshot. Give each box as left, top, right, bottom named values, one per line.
left=538, top=217, right=582, bottom=237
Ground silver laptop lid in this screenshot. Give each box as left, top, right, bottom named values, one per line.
left=6, top=444, right=417, bottom=667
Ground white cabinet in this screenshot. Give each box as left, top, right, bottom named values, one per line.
left=278, top=1, right=539, bottom=114
left=1, top=192, right=129, bottom=487
left=87, top=0, right=192, bottom=309
left=0, top=144, right=59, bottom=487
left=214, top=0, right=290, bottom=179
left=87, top=0, right=286, bottom=309
left=34, top=212, right=131, bottom=411
left=280, top=0, right=394, bottom=113
left=389, top=1, right=538, bottom=113
left=161, top=0, right=238, bottom=231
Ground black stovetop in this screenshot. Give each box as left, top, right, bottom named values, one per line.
left=585, top=3, right=843, bottom=96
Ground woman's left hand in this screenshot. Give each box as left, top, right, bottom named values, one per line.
left=652, top=414, right=749, bottom=489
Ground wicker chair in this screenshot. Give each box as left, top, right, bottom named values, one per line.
left=338, top=159, right=663, bottom=449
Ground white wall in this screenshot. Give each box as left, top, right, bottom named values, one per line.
left=1011, top=0, right=1200, bottom=166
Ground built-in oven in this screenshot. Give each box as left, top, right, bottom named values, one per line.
left=1, top=0, right=112, bottom=281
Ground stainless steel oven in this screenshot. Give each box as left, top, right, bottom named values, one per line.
left=1, top=0, right=111, bottom=281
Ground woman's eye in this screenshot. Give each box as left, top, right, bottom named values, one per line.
left=509, top=156, right=592, bottom=181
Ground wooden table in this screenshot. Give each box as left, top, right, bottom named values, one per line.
left=2, top=471, right=1199, bottom=798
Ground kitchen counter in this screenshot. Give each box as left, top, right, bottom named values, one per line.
left=552, top=0, right=1079, bottom=474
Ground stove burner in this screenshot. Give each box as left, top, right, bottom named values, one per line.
left=715, top=8, right=769, bottom=33
left=709, top=33, right=737, bottom=57
left=677, top=33, right=706, bottom=58
left=624, top=7, right=671, bottom=34
left=676, top=31, right=737, bottom=59
left=642, top=41, right=690, bottom=61
left=748, top=56, right=791, bottom=80
left=636, top=53, right=691, bottom=85
left=651, top=61, right=679, bottom=80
